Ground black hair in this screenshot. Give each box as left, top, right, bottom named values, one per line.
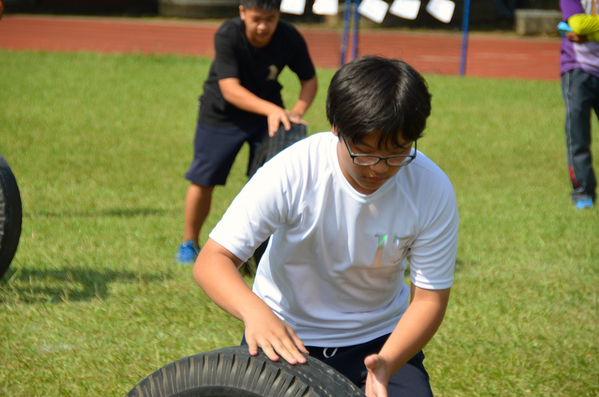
left=240, top=0, right=281, bottom=12
left=326, top=55, right=432, bottom=149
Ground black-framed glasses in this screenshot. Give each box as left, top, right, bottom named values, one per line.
left=341, top=135, right=417, bottom=167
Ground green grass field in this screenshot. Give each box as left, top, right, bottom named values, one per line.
left=0, top=50, right=597, bottom=396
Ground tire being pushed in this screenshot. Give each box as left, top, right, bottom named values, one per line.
left=126, top=345, right=365, bottom=397
left=0, top=154, right=22, bottom=279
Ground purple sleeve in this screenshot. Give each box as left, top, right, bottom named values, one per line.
left=561, top=0, right=585, bottom=21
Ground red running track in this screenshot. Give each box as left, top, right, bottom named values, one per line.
left=0, top=15, right=561, bottom=80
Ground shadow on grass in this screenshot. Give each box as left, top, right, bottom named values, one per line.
left=455, top=257, right=468, bottom=270
left=27, top=207, right=177, bottom=218
left=1, top=255, right=467, bottom=305
left=0, top=266, right=166, bottom=304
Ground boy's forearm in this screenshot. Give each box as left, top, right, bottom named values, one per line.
left=291, top=76, right=318, bottom=118
left=219, top=78, right=283, bottom=117
left=378, top=287, right=450, bottom=376
left=194, top=239, right=309, bottom=365
left=219, top=77, right=301, bottom=135
left=568, top=14, right=599, bottom=40
left=193, top=238, right=266, bottom=323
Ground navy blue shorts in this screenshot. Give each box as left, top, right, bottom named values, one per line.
left=185, top=121, right=267, bottom=186
left=241, top=334, right=433, bottom=397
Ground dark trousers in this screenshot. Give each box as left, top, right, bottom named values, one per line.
left=241, top=334, right=433, bottom=396
left=562, top=69, right=599, bottom=202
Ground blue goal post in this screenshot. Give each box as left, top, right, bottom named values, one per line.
left=337, top=0, right=471, bottom=76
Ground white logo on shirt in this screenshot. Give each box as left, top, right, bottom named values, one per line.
left=372, top=230, right=417, bottom=267
left=267, top=65, right=279, bottom=81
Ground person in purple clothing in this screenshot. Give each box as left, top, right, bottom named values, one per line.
left=560, top=0, right=599, bottom=209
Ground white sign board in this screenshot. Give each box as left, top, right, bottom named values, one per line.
left=312, top=0, right=338, bottom=15
left=357, top=0, right=390, bottom=23
left=426, top=0, right=455, bottom=23
left=281, top=0, right=306, bottom=15
left=389, top=0, right=421, bottom=20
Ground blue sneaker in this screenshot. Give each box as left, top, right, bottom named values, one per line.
left=176, top=241, right=200, bottom=265
left=575, top=197, right=594, bottom=209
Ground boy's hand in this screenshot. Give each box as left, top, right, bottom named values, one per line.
left=566, top=31, right=588, bottom=43
left=364, top=354, right=391, bottom=397
left=267, top=110, right=307, bottom=137
left=286, top=110, right=308, bottom=126
left=267, top=107, right=291, bottom=137
left=244, top=305, right=309, bottom=365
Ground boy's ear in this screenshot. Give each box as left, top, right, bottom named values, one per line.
left=331, top=126, right=338, bottom=136
left=239, top=5, right=246, bottom=19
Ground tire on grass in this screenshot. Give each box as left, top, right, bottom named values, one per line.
left=125, top=345, right=365, bottom=397
left=0, top=154, right=22, bottom=279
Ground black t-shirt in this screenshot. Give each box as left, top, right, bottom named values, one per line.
left=199, top=17, right=316, bottom=127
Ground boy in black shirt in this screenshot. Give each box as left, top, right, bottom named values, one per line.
left=177, top=0, right=318, bottom=264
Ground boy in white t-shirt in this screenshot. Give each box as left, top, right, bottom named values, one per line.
left=194, top=55, right=459, bottom=397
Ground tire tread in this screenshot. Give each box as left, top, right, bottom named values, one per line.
left=126, top=346, right=364, bottom=397
left=0, top=154, right=22, bottom=279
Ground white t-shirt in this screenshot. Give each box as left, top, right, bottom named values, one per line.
left=210, top=132, right=458, bottom=347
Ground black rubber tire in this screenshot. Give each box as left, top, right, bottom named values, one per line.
left=248, top=123, right=307, bottom=265
left=125, top=346, right=366, bottom=397
left=248, top=123, right=307, bottom=178
left=0, top=154, right=22, bottom=279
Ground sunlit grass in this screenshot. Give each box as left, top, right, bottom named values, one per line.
left=0, top=50, right=597, bottom=396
